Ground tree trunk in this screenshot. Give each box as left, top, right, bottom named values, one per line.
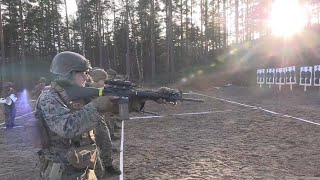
left=104, top=17, right=110, bottom=69
left=97, top=0, right=103, bottom=67
left=204, top=0, right=208, bottom=61
left=200, top=0, right=203, bottom=62
left=223, top=0, right=227, bottom=48
left=185, top=0, right=188, bottom=55
left=129, top=6, right=142, bottom=84
left=150, top=0, right=156, bottom=84
left=180, top=0, right=183, bottom=60
left=113, top=1, right=116, bottom=68
left=0, top=2, right=5, bottom=86
left=55, top=2, right=61, bottom=53
left=75, top=0, right=85, bottom=56
left=217, top=0, right=221, bottom=48
left=125, top=0, right=130, bottom=79
left=64, top=0, right=70, bottom=48
left=19, top=0, right=26, bottom=87
left=169, top=0, right=174, bottom=82
left=235, top=0, right=239, bottom=44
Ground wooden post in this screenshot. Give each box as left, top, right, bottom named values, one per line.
left=304, top=85, right=307, bottom=92
left=290, top=84, right=293, bottom=91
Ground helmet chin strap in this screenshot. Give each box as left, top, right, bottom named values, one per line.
left=56, top=71, right=86, bottom=87
left=57, top=72, right=75, bottom=81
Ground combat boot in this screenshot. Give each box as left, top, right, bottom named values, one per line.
left=111, top=134, right=120, bottom=141
left=105, top=165, right=122, bottom=175
left=114, top=123, right=121, bottom=131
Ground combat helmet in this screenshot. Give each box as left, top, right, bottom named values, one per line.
left=39, top=77, right=47, bottom=83
left=106, top=69, right=117, bottom=79
left=50, top=51, right=92, bottom=76
left=91, top=69, right=107, bottom=82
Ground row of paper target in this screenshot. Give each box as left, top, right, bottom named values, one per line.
left=257, top=65, right=320, bottom=86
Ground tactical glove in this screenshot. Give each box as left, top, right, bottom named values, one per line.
left=155, top=87, right=179, bottom=105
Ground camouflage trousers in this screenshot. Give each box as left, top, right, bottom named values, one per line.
left=104, top=114, right=119, bottom=137
left=94, top=119, right=113, bottom=167
left=38, top=155, right=104, bottom=180
left=4, top=104, right=16, bottom=128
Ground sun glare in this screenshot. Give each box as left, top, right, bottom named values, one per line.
left=270, top=0, right=306, bottom=37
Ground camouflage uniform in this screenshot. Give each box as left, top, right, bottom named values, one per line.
left=104, top=69, right=123, bottom=136
left=35, top=84, right=104, bottom=179
left=35, top=51, right=112, bottom=179
left=90, top=70, right=118, bottom=173
left=1, top=82, right=16, bottom=129
left=94, top=115, right=113, bottom=167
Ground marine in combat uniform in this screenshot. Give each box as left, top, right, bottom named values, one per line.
left=35, top=51, right=117, bottom=179
left=90, top=68, right=122, bottom=175
left=91, top=69, right=120, bottom=140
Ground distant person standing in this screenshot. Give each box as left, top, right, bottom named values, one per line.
left=32, top=77, right=47, bottom=99
left=106, top=69, right=117, bottom=80
left=1, top=82, right=17, bottom=129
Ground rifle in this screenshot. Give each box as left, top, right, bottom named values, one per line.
left=64, top=80, right=204, bottom=103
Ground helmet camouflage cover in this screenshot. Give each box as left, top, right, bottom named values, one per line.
left=39, top=77, right=47, bottom=83
left=106, top=69, right=117, bottom=79
left=50, top=51, right=92, bottom=76
left=91, top=69, right=108, bottom=82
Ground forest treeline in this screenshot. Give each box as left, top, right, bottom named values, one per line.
left=1, top=0, right=320, bottom=88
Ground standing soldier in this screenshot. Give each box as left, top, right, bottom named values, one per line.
left=1, top=82, right=17, bottom=129
left=90, top=68, right=122, bottom=175
left=105, top=69, right=123, bottom=132
left=35, top=51, right=119, bottom=179
left=32, top=77, right=47, bottom=99
left=35, top=51, right=177, bottom=179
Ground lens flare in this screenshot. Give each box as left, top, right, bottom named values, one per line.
left=197, top=70, right=204, bottom=76
left=181, top=78, right=188, bottom=83
left=16, top=89, right=32, bottom=113
left=270, top=0, right=306, bottom=37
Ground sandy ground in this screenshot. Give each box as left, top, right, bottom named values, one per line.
left=1, top=86, right=320, bottom=179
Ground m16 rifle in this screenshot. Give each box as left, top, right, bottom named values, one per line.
left=64, top=79, right=204, bottom=103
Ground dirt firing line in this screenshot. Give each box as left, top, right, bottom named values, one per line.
left=191, top=92, right=320, bottom=126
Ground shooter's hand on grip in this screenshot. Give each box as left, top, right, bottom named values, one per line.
left=155, top=87, right=179, bottom=105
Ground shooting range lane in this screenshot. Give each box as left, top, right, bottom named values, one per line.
left=130, top=110, right=240, bottom=120
left=122, top=87, right=320, bottom=179
left=0, top=86, right=320, bottom=179
left=119, top=96, right=243, bottom=180
left=0, top=110, right=39, bottom=179
left=0, top=111, right=35, bottom=128
left=119, top=120, right=124, bottom=180
left=191, top=92, right=320, bottom=127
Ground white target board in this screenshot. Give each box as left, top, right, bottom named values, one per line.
left=266, top=68, right=275, bottom=84
left=285, top=66, right=296, bottom=84
left=257, top=69, right=265, bottom=84
left=314, top=65, right=320, bottom=86
left=300, top=66, right=312, bottom=86
left=275, top=68, right=286, bottom=85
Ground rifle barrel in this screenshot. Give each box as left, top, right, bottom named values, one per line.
left=181, top=97, right=205, bottom=102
